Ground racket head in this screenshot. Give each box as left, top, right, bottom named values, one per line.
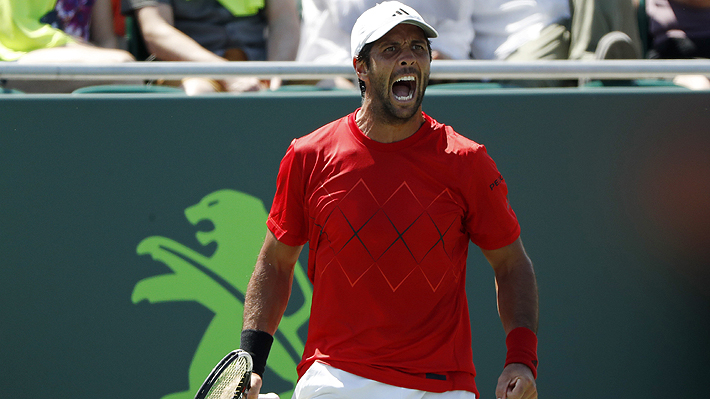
left=194, top=349, right=253, bottom=399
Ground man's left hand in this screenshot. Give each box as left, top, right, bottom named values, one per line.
left=495, top=363, right=537, bottom=399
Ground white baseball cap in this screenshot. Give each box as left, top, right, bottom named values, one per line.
left=350, top=1, right=438, bottom=60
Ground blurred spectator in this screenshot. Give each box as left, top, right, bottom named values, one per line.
left=646, top=0, right=710, bottom=58
left=568, top=0, right=643, bottom=60
left=122, top=0, right=300, bottom=94
left=296, top=0, right=643, bottom=88
left=469, top=0, right=642, bottom=87
left=471, top=0, right=571, bottom=60
left=112, top=0, right=128, bottom=49
left=0, top=0, right=135, bottom=92
left=296, top=0, right=474, bottom=89
left=472, top=0, right=643, bottom=61
left=645, top=0, right=710, bottom=89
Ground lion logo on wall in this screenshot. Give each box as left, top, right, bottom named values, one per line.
left=133, top=189, right=312, bottom=399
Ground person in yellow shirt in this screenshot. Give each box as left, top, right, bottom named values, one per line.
left=1, top=0, right=134, bottom=92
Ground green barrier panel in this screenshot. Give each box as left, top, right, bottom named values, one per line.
left=1, top=88, right=709, bottom=399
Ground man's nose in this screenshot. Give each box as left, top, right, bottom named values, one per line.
left=400, top=48, right=416, bottom=65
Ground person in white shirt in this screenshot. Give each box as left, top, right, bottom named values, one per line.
left=470, top=0, right=570, bottom=60
left=296, top=0, right=475, bottom=88
left=471, top=0, right=642, bottom=61
left=296, top=0, right=642, bottom=88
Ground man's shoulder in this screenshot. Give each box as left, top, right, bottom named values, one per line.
left=425, top=113, right=485, bottom=154
left=292, top=113, right=352, bottom=150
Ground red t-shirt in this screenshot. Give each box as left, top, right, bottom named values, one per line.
left=267, top=111, right=520, bottom=396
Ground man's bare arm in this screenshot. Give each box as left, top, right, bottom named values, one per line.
left=243, top=230, right=303, bottom=334
left=482, top=237, right=538, bottom=399
left=243, top=230, right=302, bottom=399
left=482, top=237, right=538, bottom=334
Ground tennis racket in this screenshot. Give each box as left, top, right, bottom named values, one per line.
left=194, top=349, right=253, bottom=399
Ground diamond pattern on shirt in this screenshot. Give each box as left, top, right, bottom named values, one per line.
left=317, top=179, right=463, bottom=292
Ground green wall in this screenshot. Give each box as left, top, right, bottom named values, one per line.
left=1, top=87, right=709, bottom=399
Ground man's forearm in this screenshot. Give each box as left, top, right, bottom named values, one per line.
left=243, top=258, right=294, bottom=334
left=243, top=232, right=302, bottom=334
left=495, top=257, right=539, bottom=334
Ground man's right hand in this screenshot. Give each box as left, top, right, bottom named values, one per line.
left=246, top=372, right=263, bottom=399
left=246, top=373, right=280, bottom=399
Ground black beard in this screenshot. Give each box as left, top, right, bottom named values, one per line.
left=369, top=71, right=429, bottom=125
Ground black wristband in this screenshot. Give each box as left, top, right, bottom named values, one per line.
left=240, top=329, right=274, bottom=376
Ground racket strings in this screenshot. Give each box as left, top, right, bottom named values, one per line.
left=206, top=355, right=251, bottom=399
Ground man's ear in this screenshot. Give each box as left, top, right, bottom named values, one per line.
left=353, top=57, right=368, bottom=82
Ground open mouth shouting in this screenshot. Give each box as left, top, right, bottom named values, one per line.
left=392, top=75, right=416, bottom=102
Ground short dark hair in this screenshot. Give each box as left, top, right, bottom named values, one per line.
left=355, top=38, right=433, bottom=97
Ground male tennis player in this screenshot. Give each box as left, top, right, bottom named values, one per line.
left=240, top=2, right=539, bottom=399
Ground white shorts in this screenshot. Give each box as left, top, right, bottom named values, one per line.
left=292, top=361, right=476, bottom=399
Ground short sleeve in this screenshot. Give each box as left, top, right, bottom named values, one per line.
left=266, top=141, right=310, bottom=247
left=464, top=146, right=521, bottom=250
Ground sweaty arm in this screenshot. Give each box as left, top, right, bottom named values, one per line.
left=243, top=230, right=303, bottom=399
left=482, top=237, right=539, bottom=399
left=243, top=229, right=303, bottom=333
